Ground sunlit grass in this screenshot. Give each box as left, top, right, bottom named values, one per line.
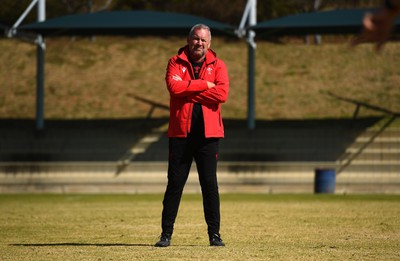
left=0, top=194, right=399, bottom=260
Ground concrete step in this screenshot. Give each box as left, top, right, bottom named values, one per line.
left=346, top=147, right=400, bottom=153
left=356, top=136, right=400, bottom=143
left=340, top=151, right=399, bottom=161
left=1, top=161, right=399, bottom=194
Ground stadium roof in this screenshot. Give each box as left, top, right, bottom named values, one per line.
left=249, top=8, right=400, bottom=37
left=18, top=10, right=235, bottom=37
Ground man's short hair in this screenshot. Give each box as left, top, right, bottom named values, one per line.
left=188, top=24, right=211, bottom=41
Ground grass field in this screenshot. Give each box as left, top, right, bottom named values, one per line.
left=1, top=194, right=399, bottom=260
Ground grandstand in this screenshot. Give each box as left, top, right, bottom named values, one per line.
left=1, top=1, right=399, bottom=194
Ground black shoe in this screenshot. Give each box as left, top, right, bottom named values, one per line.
left=209, top=233, right=225, bottom=247
left=155, top=233, right=171, bottom=247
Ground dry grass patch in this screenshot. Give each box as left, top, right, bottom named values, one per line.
left=2, top=37, right=400, bottom=120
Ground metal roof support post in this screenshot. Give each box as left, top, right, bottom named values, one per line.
left=236, top=0, right=257, bottom=130
left=6, top=0, right=39, bottom=37
left=35, top=0, right=46, bottom=132
left=314, top=0, right=322, bottom=44
left=247, top=0, right=257, bottom=130
left=5, top=0, right=46, bottom=132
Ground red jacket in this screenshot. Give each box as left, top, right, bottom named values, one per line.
left=165, top=46, right=229, bottom=138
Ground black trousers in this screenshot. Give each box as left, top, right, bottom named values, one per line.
left=160, top=135, right=220, bottom=236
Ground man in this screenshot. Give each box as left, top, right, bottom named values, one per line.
left=155, top=24, right=229, bottom=247
left=352, top=0, right=400, bottom=51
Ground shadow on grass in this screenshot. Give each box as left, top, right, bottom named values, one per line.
left=10, top=243, right=152, bottom=247
left=10, top=242, right=200, bottom=247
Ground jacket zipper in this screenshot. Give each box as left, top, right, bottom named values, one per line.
left=186, top=102, right=194, bottom=134
left=186, top=61, right=208, bottom=136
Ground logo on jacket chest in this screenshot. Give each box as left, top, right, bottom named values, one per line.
left=182, top=67, right=187, bottom=73
left=207, top=67, right=213, bottom=75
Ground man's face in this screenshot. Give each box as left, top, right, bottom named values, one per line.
left=187, top=28, right=211, bottom=62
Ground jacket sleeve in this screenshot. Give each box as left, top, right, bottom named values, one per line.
left=187, top=59, right=229, bottom=105
left=165, top=57, right=208, bottom=97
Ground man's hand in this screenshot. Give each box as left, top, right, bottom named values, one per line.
left=207, top=81, right=215, bottom=89
left=172, top=74, right=182, bottom=81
